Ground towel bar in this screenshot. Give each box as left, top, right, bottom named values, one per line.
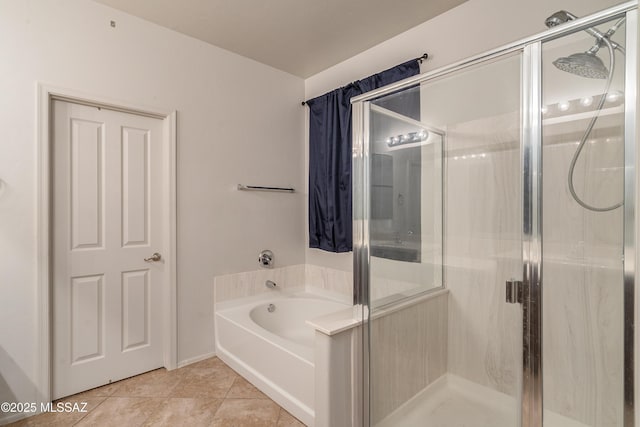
left=237, top=184, right=295, bottom=193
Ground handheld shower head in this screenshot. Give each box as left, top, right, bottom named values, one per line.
left=544, top=10, right=623, bottom=79
left=542, top=10, right=624, bottom=212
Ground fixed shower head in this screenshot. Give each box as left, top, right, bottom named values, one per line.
left=544, top=9, right=618, bottom=79
left=544, top=10, right=625, bottom=53
left=545, top=10, right=577, bottom=28
left=552, top=51, right=609, bottom=79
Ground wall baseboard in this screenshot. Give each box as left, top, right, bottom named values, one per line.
left=0, top=410, right=29, bottom=425
left=177, top=351, right=217, bottom=369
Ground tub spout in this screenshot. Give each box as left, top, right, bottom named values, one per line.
left=265, top=280, right=277, bottom=289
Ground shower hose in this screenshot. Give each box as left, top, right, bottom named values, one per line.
left=567, top=36, right=623, bottom=212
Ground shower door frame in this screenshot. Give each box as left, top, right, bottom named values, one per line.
left=351, top=1, right=638, bottom=426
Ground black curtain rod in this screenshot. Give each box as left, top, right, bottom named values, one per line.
left=301, top=53, right=428, bottom=106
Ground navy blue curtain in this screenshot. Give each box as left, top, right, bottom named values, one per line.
left=306, top=59, right=420, bottom=252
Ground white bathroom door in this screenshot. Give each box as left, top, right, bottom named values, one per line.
left=52, top=100, right=165, bottom=399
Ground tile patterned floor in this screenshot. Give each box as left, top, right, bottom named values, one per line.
left=6, top=357, right=306, bottom=427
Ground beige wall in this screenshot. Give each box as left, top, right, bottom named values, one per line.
left=0, top=0, right=304, bottom=417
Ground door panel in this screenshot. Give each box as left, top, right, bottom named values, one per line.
left=122, top=269, right=150, bottom=351
left=70, top=118, right=104, bottom=250
left=70, top=274, right=104, bottom=364
left=122, top=127, right=149, bottom=247
left=53, top=100, right=164, bottom=399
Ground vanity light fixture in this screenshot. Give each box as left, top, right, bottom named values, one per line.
left=385, top=129, right=429, bottom=147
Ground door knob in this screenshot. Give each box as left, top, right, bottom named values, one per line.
left=144, top=252, right=162, bottom=262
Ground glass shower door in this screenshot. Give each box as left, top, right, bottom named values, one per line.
left=364, top=52, right=525, bottom=427
left=541, top=15, right=629, bottom=427
left=355, top=5, right=637, bottom=427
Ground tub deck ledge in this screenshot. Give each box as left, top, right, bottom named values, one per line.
left=307, top=305, right=362, bottom=336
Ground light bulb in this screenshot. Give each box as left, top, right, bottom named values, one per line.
left=580, top=96, right=593, bottom=107
left=558, top=101, right=571, bottom=112
left=607, top=91, right=622, bottom=103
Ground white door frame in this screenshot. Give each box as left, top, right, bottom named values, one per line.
left=36, top=83, right=178, bottom=405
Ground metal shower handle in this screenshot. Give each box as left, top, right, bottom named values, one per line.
left=258, top=250, right=274, bottom=268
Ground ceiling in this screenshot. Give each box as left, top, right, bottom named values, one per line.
left=93, top=0, right=467, bottom=78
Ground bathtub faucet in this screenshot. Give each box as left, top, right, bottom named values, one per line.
left=265, top=280, right=277, bottom=289
left=258, top=250, right=274, bottom=268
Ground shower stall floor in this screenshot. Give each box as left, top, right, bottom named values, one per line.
left=376, top=374, right=589, bottom=427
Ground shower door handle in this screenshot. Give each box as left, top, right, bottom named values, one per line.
left=505, top=279, right=523, bottom=304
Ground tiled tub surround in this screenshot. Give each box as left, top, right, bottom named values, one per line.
left=213, top=264, right=353, bottom=426
left=214, top=264, right=352, bottom=304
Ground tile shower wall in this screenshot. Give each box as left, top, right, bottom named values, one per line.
left=539, top=31, right=625, bottom=426
left=542, top=126, right=624, bottom=425
left=214, top=264, right=352, bottom=304
left=370, top=257, right=439, bottom=301
left=445, top=112, right=523, bottom=397
left=370, top=292, right=448, bottom=424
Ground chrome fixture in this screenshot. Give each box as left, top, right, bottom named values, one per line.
left=544, top=10, right=575, bottom=27
left=553, top=51, right=609, bottom=79
left=267, top=303, right=276, bottom=313
left=265, top=280, right=277, bottom=289
left=505, top=279, right=523, bottom=304
left=544, top=10, right=626, bottom=78
left=238, top=184, right=295, bottom=193
left=144, top=252, right=162, bottom=262
left=258, top=250, right=274, bottom=268
left=385, top=129, right=428, bottom=147
left=544, top=10, right=625, bottom=53
left=544, top=10, right=626, bottom=211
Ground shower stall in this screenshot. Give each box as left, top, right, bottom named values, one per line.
left=351, top=2, right=637, bottom=426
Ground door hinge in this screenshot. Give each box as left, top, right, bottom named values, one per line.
left=505, top=279, right=523, bottom=304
